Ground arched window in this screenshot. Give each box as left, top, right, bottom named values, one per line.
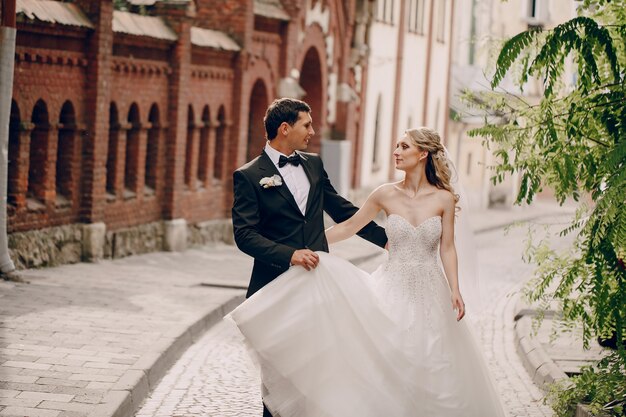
left=145, top=104, right=160, bottom=193
left=29, top=99, right=50, bottom=202
left=247, top=80, right=268, bottom=161
left=214, top=106, right=227, bottom=181
left=125, top=103, right=140, bottom=196
left=106, top=102, right=120, bottom=197
left=8, top=100, right=21, bottom=207
left=299, top=48, right=323, bottom=154
left=185, top=105, right=195, bottom=188
left=197, top=106, right=210, bottom=185
left=56, top=100, right=77, bottom=205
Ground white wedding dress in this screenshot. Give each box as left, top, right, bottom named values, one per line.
left=227, top=214, right=506, bottom=417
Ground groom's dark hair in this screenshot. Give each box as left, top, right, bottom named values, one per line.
left=264, top=98, right=311, bottom=140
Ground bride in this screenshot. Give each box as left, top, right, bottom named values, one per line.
left=228, top=127, right=506, bottom=417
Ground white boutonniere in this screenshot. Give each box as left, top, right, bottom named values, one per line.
left=259, top=174, right=283, bottom=189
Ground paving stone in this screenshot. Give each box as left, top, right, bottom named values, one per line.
left=16, top=391, right=74, bottom=403
left=67, top=374, right=118, bottom=383
left=0, top=405, right=61, bottom=416
left=37, top=400, right=92, bottom=412
left=0, top=396, right=42, bottom=407
left=35, top=379, right=89, bottom=389
left=3, top=361, right=52, bottom=371
left=0, top=374, right=38, bottom=383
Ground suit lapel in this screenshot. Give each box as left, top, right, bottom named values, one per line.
left=258, top=151, right=303, bottom=216
left=299, top=153, right=319, bottom=217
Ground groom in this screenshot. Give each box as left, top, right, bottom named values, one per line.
left=231, top=98, right=387, bottom=416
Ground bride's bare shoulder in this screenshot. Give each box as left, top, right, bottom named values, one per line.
left=371, top=182, right=400, bottom=198
left=434, top=189, right=456, bottom=207
left=363, top=183, right=398, bottom=205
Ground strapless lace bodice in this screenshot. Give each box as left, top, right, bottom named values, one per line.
left=386, top=214, right=442, bottom=266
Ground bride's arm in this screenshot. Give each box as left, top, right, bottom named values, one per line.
left=326, top=186, right=384, bottom=245
left=439, top=192, right=465, bottom=321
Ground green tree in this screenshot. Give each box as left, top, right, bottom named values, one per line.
left=464, top=1, right=625, bottom=415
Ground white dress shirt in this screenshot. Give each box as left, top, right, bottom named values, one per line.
left=264, top=143, right=310, bottom=215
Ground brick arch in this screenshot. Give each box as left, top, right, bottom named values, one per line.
left=247, top=79, right=270, bottom=162
left=8, top=100, right=21, bottom=207
left=197, top=105, right=211, bottom=184
left=145, top=103, right=161, bottom=192
left=297, top=24, right=328, bottom=152
left=248, top=56, right=276, bottom=95
left=106, top=102, right=120, bottom=196
left=125, top=103, right=141, bottom=194
left=56, top=100, right=78, bottom=202
left=184, top=104, right=196, bottom=188
left=296, top=23, right=328, bottom=82
left=214, top=105, right=227, bottom=181
left=28, top=99, right=50, bottom=202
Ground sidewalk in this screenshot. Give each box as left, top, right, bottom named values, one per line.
left=0, top=201, right=578, bottom=417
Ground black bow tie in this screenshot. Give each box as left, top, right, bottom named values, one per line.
left=278, top=154, right=301, bottom=168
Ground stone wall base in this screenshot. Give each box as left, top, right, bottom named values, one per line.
left=8, top=219, right=233, bottom=269
left=187, top=219, right=234, bottom=247
left=9, top=224, right=83, bottom=269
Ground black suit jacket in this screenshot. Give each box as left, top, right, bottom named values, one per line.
left=232, top=151, right=387, bottom=297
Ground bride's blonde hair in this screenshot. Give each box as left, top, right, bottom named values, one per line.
left=405, top=127, right=459, bottom=205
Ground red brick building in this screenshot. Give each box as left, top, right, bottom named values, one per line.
left=2, top=0, right=368, bottom=268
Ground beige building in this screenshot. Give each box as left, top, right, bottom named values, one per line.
left=449, top=0, right=578, bottom=209
left=356, top=0, right=455, bottom=188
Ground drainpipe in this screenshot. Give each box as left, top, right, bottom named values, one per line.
left=0, top=0, right=18, bottom=278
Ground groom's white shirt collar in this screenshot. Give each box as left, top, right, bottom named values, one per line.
left=264, top=141, right=298, bottom=165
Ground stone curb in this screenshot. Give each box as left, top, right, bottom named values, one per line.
left=87, top=293, right=245, bottom=417
left=514, top=314, right=568, bottom=390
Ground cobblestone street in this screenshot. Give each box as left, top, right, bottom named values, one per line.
left=135, top=212, right=573, bottom=417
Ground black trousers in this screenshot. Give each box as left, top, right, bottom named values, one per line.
left=263, top=403, right=272, bottom=417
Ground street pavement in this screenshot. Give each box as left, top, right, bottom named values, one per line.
left=0, top=201, right=581, bottom=417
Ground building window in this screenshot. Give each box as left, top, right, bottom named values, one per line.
left=145, top=104, right=160, bottom=194
left=408, top=0, right=425, bottom=34
left=106, top=103, right=120, bottom=198
left=8, top=100, right=21, bottom=207
left=125, top=103, right=140, bottom=198
left=525, top=0, right=548, bottom=28
left=198, top=106, right=210, bottom=186
left=184, top=105, right=196, bottom=189
left=469, top=0, right=477, bottom=64
left=56, top=100, right=77, bottom=207
left=436, top=0, right=447, bottom=42
left=527, top=0, right=538, bottom=19
left=377, top=0, right=395, bottom=24
left=214, top=106, right=227, bottom=181
left=28, top=99, right=49, bottom=203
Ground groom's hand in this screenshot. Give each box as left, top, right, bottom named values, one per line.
left=291, top=249, right=320, bottom=271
